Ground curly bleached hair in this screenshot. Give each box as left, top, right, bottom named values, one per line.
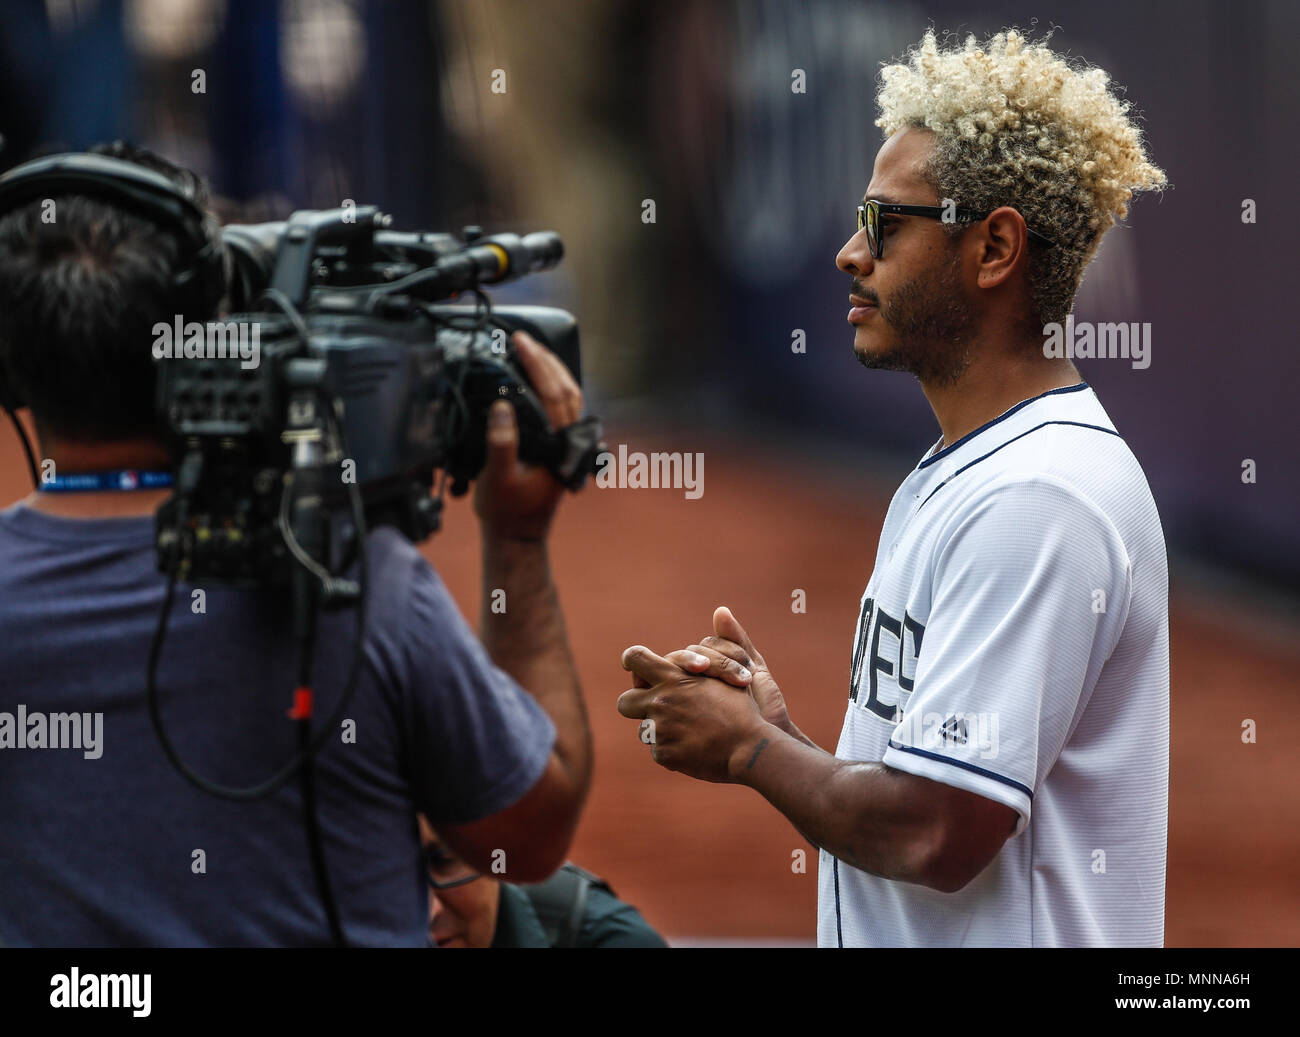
left=876, top=28, right=1167, bottom=328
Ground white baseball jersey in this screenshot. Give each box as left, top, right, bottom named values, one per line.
left=816, top=382, right=1169, bottom=946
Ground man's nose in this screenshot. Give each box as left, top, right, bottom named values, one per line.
left=836, top=231, right=873, bottom=277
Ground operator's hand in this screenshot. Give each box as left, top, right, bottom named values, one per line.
left=473, top=330, right=582, bottom=542
left=672, top=607, right=795, bottom=735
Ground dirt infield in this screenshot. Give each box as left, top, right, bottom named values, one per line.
left=3, top=418, right=1297, bottom=946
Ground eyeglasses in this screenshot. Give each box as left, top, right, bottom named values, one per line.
left=424, top=844, right=482, bottom=890
left=856, top=200, right=1056, bottom=260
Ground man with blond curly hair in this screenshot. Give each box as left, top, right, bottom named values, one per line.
left=618, top=29, right=1169, bottom=946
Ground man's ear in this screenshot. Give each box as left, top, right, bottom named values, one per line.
left=974, top=206, right=1033, bottom=290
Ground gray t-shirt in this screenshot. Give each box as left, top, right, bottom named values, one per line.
left=0, top=504, right=555, bottom=946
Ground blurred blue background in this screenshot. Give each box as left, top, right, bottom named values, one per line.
left=1, top=0, right=1296, bottom=589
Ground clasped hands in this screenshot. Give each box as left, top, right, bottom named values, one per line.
left=617, top=606, right=791, bottom=784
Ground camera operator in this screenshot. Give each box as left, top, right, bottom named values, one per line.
left=0, top=142, right=592, bottom=946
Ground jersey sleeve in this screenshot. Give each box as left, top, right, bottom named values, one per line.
left=397, top=557, right=556, bottom=826
left=881, top=474, right=1132, bottom=836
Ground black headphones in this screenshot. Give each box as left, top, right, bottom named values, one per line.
left=0, top=148, right=227, bottom=410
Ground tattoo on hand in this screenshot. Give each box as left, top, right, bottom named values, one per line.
left=746, top=737, right=770, bottom=770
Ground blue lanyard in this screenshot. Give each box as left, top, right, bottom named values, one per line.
left=38, top=469, right=175, bottom=493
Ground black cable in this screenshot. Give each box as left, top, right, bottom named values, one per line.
left=260, top=286, right=313, bottom=341
left=297, top=714, right=344, bottom=946
left=289, top=393, right=349, bottom=948
left=3, top=405, right=38, bottom=486
left=146, top=426, right=370, bottom=801
left=294, top=619, right=345, bottom=947
left=147, top=277, right=368, bottom=802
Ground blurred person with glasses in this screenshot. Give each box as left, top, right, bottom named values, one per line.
left=418, top=817, right=666, bottom=948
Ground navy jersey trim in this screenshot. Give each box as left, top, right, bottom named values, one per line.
left=833, top=857, right=843, bottom=947
left=887, top=739, right=1035, bottom=800
left=917, top=382, right=1091, bottom=469
left=918, top=420, right=1121, bottom=511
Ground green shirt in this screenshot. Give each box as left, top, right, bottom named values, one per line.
left=491, top=864, right=668, bottom=948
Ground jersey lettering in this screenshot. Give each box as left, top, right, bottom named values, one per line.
left=898, top=611, right=925, bottom=692
left=848, top=597, right=873, bottom=702
left=854, top=604, right=926, bottom=722
left=866, top=607, right=901, bottom=721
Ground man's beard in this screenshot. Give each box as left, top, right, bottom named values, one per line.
left=854, top=250, right=974, bottom=386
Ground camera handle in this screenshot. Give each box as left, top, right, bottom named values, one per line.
left=272, top=205, right=384, bottom=306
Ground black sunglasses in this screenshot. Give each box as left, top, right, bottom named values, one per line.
left=856, top=200, right=1056, bottom=259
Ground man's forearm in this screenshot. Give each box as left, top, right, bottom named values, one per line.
left=733, top=727, right=940, bottom=885
left=777, top=717, right=819, bottom=750
left=480, top=534, right=592, bottom=795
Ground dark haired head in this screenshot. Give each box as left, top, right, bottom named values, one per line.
left=0, top=141, right=218, bottom=442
